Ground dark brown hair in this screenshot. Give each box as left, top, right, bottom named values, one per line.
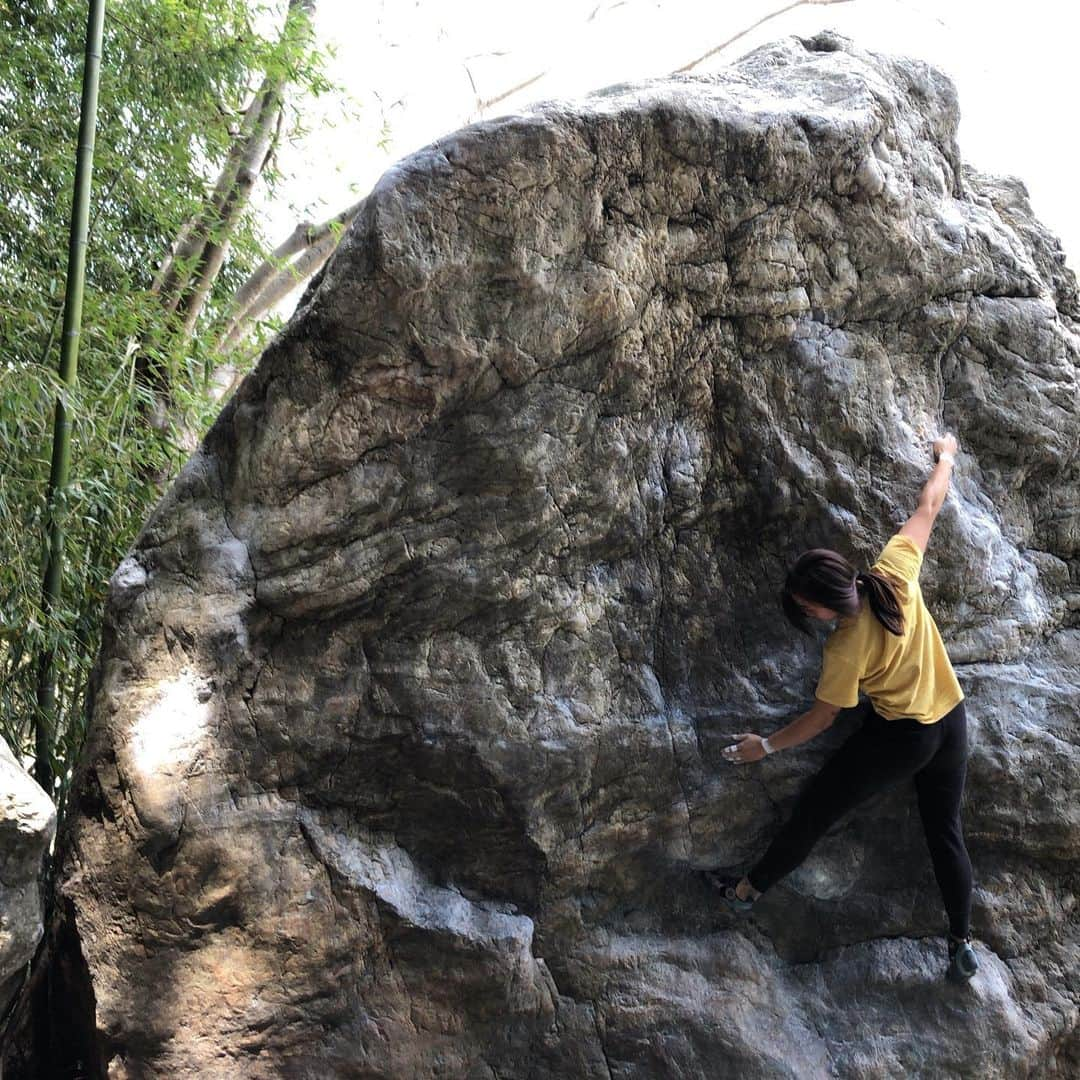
left=780, top=547, right=904, bottom=637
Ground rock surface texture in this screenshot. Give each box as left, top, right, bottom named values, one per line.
left=19, top=31, right=1080, bottom=1079
left=0, top=741, right=55, bottom=1021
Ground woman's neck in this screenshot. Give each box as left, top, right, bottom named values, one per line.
left=838, top=598, right=864, bottom=628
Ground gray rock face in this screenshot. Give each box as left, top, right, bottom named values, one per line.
left=0, top=740, right=55, bottom=1018
left=25, top=31, right=1080, bottom=1078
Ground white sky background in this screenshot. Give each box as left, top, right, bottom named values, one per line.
left=260, top=0, right=1079, bottom=321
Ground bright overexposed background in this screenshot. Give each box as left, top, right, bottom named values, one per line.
left=260, top=0, right=1079, bottom=321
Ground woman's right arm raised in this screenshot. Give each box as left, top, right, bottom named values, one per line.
left=899, top=433, right=958, bottom=555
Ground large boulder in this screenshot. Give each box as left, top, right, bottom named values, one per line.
left=18, top=31, right=1080, bottom=1078
left=0, top=741, right=55, bottom=1019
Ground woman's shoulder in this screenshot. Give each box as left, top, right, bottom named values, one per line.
left=873, top=532, right=923, bottom=584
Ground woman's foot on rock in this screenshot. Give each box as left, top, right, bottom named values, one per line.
left=704, top=871, right=758, bottom=914
left=946, top=932, right=979, bottom=983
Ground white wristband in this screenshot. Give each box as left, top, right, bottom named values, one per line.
left=937, top=451, right=955, bottom=465
left=762, top=736, right=776, bottom=755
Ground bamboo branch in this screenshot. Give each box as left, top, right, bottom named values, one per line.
left=475, top=71, right=546, bottom=114
left=672, top=0, right=855, bottom=74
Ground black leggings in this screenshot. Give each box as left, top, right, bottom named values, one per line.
left=746, top=699, right=973, bottom=938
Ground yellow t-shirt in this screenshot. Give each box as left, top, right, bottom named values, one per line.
left=814, top=532, right=964, bottom=724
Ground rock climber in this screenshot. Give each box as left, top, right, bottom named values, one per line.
left=705, top=432, right=979, bottom=985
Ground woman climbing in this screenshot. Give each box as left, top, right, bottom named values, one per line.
left=706, top=433, right=979, bottom=985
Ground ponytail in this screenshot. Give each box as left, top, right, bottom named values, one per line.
left=856, top=569, right=905, bottom=636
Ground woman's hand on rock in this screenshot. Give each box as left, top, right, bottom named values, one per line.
left=933, top=432, right=958, bottom=461
left=723, top=733, right=766, bottom=765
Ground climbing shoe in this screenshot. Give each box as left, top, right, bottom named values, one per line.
left=946, top=932, right=979, bottom=983
left=704, top=871, right=756, bottom=914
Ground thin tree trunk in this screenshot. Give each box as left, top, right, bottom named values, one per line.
left=217, top=198, right=364, bottom=350
left=132, top=0, right=316, bottom=441
left=475, top=71, right=546, bottom=114
left=155, top=0, right=315, bottom=322
left=133, top=83, right=281, bottom=424
left=178, top=95, right=285, bottom=337
left=160, top=84, right=281, bottom=317
left=155, top=84, right=272, bottom=311
left=224, top=223, right=340, bottom=341
left=150, top=84, right=266, bottom=296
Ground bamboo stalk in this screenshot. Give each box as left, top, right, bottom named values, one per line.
left=35, top=0, right=106, bottom=792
